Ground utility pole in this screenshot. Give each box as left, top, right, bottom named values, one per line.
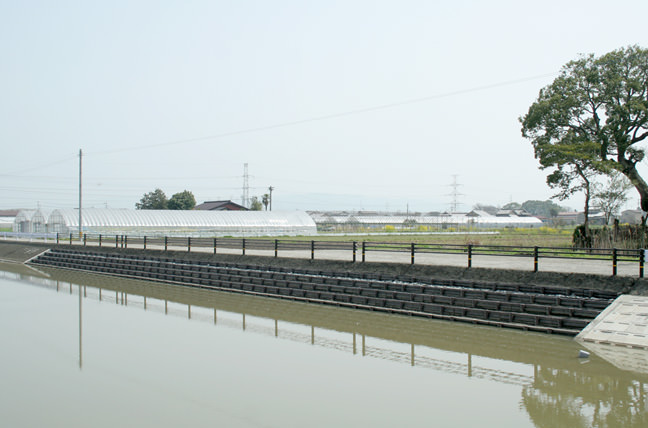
left=268, top=186, right=274, bottom=211
left=78, top=149, right=83, bottom=239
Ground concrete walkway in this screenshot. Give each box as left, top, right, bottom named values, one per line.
left=576, top=296, right=648, bottom=373
left=576, top=295, right=648, bottom=349
left=210, top=246, right=640, bottom=277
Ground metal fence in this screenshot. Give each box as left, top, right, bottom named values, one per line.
left=1, top=231, right=642, bottom=277
left=20, top=232, right=641, bottom=278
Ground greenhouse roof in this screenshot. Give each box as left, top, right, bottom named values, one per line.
left=312, top=213, right=543, bottom=226
left=48, top=208, right=317, bottom=236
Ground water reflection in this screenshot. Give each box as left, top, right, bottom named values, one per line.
left=78, top=283, right=82, bottom=369
left=2, top=262, right=648, bottom=427
left=524, top=368, right=648, bottom=427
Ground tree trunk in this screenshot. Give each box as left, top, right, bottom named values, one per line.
left=584, top=183, right=591, bottom=248
left=619, top=160, right=648, bottom=246
left=619, top=161, right=648, bottom=222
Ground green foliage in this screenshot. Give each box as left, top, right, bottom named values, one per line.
left=572, top=225, right=592, bottom=248
left=402, top=218, right=417, bottom=227
left=521, top=45, right=648, bottom=220
left=573, top=224, right=648, bottom=249
left=136, top=188, right=168, bottom=210
left=168, top=190, right=196, bottom=210
left=249, top=196, right=263, bottom=211
left=521, top=200, right=564, bottom=218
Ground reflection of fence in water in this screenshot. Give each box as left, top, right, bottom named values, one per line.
left=7, top=270, right=534, bottom=387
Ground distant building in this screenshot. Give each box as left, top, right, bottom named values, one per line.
left=578, top=210, right=607, bottom=225
left=495, top=209, right=533, bottom=217
left=0, top=209, right=19, bottom=230
left=554, top=210, right=607, bottom=225
left=194, top=200, right=248, bottom=211
left=556, top=212, right=579, bottom=225
left=620, top=209, right=645, bottom=224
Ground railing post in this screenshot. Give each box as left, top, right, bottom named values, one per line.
left=242, top=238, right=246, bottom=256
left=83, top=233, right=87, bottom=246
left=143, top=236, right=147, bottom=250
left=56, top=232, right=59, bottom=245
left=115, top=235, right=119, bottom=248
left=411, top=243, right=415, bottom=265
left=467, top=244, right=472, bottom=268
left=362, top=241, right=366, bottom=262
left=214, top=238, right=217, bottom=254
left=311, top=240, right=315, bottom=260
left=124, top=235, right=128, bottom=249
left=640, top=249, right=645, bottom=278
left=69, top=233, right=73, bottom=245
left=187, top=237, right=191, bottom=252
left=533, top=246, right=539, bottom=273
left=164, top=236, right=168, bottom=251
left=613, top=248, right=618, bottom=276
left=274, top=239, right=278, bottom=258
left=98, top=234, right=102, bottom=247
left=352, top=241, right=357, bottom=263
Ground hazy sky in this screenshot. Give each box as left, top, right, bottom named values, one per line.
left=3, top=1, right=648, bottom=213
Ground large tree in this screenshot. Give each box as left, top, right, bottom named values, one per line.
left=136, top=188, right=168, bottom=210
left=521, top=46, right=648, bottom=223
left=521, top=200, right=564, bottom=218
left=168, top=190, right=196, bottom=210
left=543, top=145, right=599, bottom=234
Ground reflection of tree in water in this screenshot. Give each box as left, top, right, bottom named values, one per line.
left=523, top=366, right=648, bottom=427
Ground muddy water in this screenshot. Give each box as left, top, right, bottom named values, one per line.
left=1, top=262, right=646, bottom=428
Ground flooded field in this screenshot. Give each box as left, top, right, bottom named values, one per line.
left=1, top=262, right=647, bottom=427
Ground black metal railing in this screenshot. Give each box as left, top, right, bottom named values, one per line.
left=48, top=232, right=646, bottom=277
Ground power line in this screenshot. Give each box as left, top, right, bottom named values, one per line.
left=87, top=72, right=557, bottom=156
left=1, top=155, right=77, bottom=177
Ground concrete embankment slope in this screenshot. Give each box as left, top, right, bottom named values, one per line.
left=22, top=244, right=643, bottom=335
left=0, top=242, right=50, bottom=263
left=3, top=240, right=648, bottom=294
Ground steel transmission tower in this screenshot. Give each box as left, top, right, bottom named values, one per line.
left=448, top=175, right=463, bottom=212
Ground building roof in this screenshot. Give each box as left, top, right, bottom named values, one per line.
left=194, top=200, right=248, bottom=211
left=0, top=209, right=20, bottom=216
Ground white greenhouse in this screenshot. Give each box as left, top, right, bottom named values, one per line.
left=31, top=209, right=51, bottom=233
left=47, top=208, right=317, bottom=237
left=13, top=210, right=37, bottom=233
left=309, top=211, right=543, bottom=232
left=13, top=209, right=53, bottom=233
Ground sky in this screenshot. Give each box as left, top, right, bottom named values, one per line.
left=2, top=0, right=648, bottom=213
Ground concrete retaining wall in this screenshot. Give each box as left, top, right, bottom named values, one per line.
left=28, top=246, right=623, bottom=336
